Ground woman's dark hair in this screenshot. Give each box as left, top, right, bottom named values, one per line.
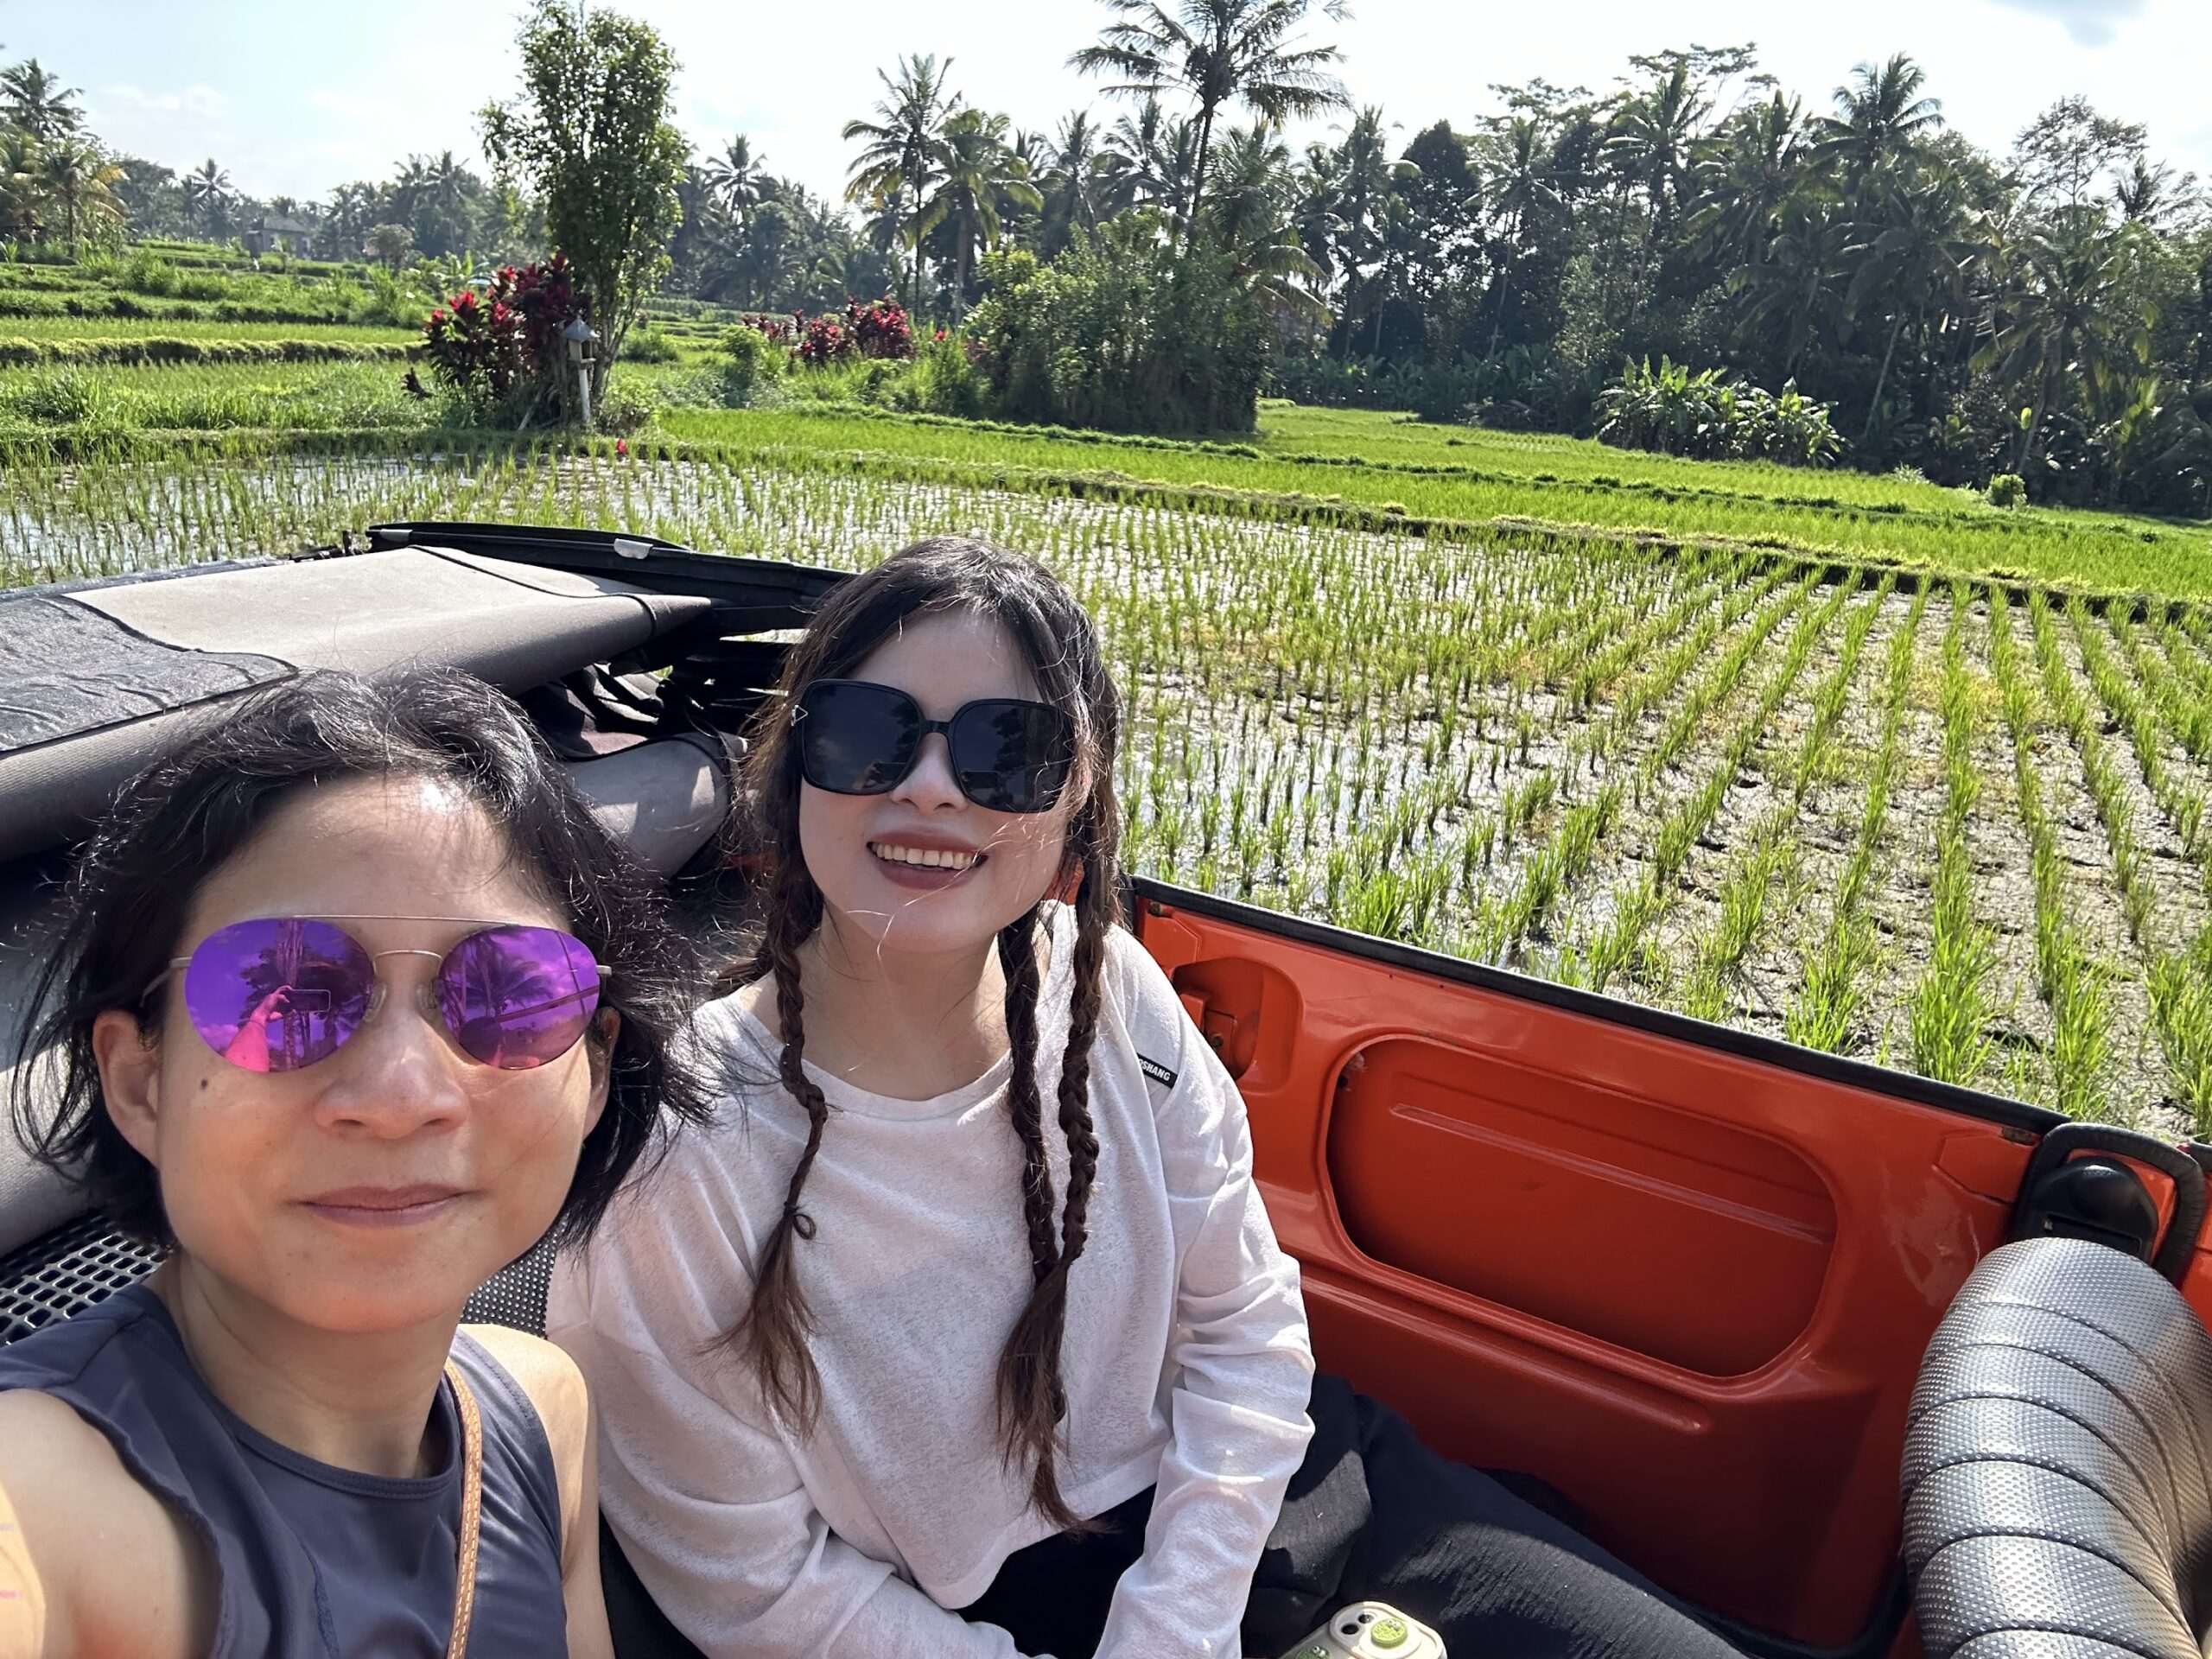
left=728, top=535, right=1121, bottom=1531
left=10, top=665, right=709, bottom=1250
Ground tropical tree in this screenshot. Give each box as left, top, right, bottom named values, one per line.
left=1041, top=110, right=1116, bottom=251
left=1604, top=57, right=1711, bottom=241
left=1070, top=0, right=1351, bottom=246
left=1205, top=120, right=1327, bottom=325
left=0, top=130, right=44, bottom=242
left=363, top=222, right=416, bottom=270
left=842, top=54, right=960, bottom=315
left=702, top=134, right=768, bottom=229
left=919, top=108, right=1043, bottom=308
left=480, top=0, right=690, bottom=406
left=1, top=60, right=83, bottom=144
left=1842, top=162, right=1985, bottom=441
left=35, top=137, right=125, bottom=245
left=1814, top=54, right=1943, bottom=189
left=1686, top=91, right=1808, bottom=272
left=1478, top=115, right=1561, bottom=358
left=1980, top=225, right=2148, bottom=473
left=183, top=157, right=232, bottom=238
left=1103, top=93, right=1200, bottom=220
left=322, top=181, right=383, bottom=253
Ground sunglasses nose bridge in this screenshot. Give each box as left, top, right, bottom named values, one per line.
left=892, top=726, right=966, bottom=804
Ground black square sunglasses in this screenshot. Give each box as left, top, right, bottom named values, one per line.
left=791, top=678, right=1077, bottom=814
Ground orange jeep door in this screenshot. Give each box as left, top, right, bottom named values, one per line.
left=1129, top=877, right=2212, bottom=1654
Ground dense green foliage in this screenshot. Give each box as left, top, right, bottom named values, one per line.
left=1596, top=359, right=1842, bottom=467
left=969, top=231, right=1267, bottom=431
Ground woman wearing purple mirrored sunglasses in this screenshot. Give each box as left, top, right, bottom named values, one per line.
left=0, top=669, right=708, bottom=1659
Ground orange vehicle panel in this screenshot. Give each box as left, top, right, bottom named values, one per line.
left=1131, top=884, right=2212, bottom=1653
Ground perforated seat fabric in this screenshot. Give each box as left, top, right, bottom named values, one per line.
left=1901, top=1236, right=2212, bottom=1659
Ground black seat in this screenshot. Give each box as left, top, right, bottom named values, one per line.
left=1901, top=1236, right=2212, bottom=1658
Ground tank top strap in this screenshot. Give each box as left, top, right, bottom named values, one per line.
left=445, top=1325, right=565, bottom=1556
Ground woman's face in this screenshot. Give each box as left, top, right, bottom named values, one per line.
left=798, top=609, right=1078, bottom=961
left=92, top=773, right=611, bottom=1335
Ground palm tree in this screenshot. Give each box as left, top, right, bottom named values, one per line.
left=918, top=108, right=1042, bottom=308
left=183, top=157, right=232, bottom=238
left=1478, top=115, right=1560, bottom=358
left=0, top=130, right=44, bottom=243
left=35, top=138, right=124, bottom=245
left=1103, top=94, right=1201, bottom=222
left=1979, top=226, right=2146, bottom=472
left=702, top=135, right=768, bottom=229
left=1069, top=0, right=1350, bottom=247
left=1842, top=162, right=1985, bottom=441
left=1205, top=120, right=1327, bottom=326
left=842, top=54, right=960, bottom=315
left=1039, top=111, right=1099, bottom=246
left=1685, top=91, right=1808, bottom=271
left=1815, top=54, right=1942, bottom=188
left=1604, top=60, right=1708, bottom=240
left=2113, top=157, right=2177, bottom=229
left=1727, top=181, right=1853, bottom=378
left=1, top=60, right=84, bottom=144
left=322, top=181, right=381, bottom=253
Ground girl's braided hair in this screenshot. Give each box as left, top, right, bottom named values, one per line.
left=724, top=535, right=1120, bottom=1529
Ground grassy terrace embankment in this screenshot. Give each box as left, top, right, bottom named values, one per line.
left=655, top=404, right=2212, bottom=598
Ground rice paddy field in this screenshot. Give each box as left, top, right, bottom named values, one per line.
left=9, top=435, right=2212, bottom=1140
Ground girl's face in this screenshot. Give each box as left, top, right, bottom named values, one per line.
left=92, top=773, right=612, bottom=1335
left=798, top=609, right=1078, bottom=961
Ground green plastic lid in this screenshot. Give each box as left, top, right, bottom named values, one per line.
left=1370, top=1615, right=1411, bottom=1649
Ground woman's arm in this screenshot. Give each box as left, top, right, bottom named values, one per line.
left=0, top=1389, right=208, bottom=1659
left=461, top=1325, right=615, bottom=1659
left=1093, top=941, right=1318, bottom=1659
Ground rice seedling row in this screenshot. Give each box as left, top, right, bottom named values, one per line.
left=1669, top=577, right=1893, bottom=1026
left=1779, top=588, right=1930, bottom=1056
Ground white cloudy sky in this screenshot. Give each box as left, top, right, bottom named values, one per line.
left=9, top=0, right=2208, bottom=204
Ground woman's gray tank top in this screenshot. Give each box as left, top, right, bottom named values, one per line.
left=0, top=1281, right=570, bottom=1657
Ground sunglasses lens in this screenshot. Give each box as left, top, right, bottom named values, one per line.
left=798, top=681, right=921, bottom=795
left=950, top=701, right=1075, bottom=813
left=435, top=925, right=602, bottom=1070
left=182, top=918, right=373, bottom=1074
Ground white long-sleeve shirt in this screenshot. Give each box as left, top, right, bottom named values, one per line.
left=547, top=908, right=1316, bottom=1659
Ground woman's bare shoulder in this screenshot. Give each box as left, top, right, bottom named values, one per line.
left=460, top=1325, right=588, bottom=1451
left=0, top=1388, right=208, bottom=1659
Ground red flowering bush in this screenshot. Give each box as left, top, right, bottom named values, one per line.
left=844, top=298, right=912, bottom=359
left=798, top=314, right=850, bottom=366
left=420, top=255, right=588, bottom=421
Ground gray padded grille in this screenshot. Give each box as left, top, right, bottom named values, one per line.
left=1902, top=1237, right=2212, bottom=1659
left=0, top=1212, right=165, bottom=1344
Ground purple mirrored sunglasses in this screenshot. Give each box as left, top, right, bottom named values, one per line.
left=156, top=916, right=608, bottom=1074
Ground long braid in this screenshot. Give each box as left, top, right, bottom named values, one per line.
left=997, top=908, right=1060, bottom=1290
left=995, top=823, right=1116, bottom=1530
left=731, top=860, right=834, bottom=1429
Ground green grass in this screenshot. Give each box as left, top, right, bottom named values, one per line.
left=0, top=316, right=414, bottom=343
left=1255, top=403, right=1979, bottom=511
left=652, top=404, right=2212, bottom=600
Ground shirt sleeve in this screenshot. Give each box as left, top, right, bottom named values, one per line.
left=1092, top=937, right=1318, bottom=1659
left=547, top=1147, right=1049, bottom=1659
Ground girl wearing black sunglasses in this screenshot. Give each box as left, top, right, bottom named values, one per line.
left=552, top=538, right=1745, bottom=1659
